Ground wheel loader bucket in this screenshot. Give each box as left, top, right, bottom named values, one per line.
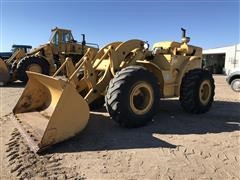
left=0, top=59, right=10, bottom=85
left=13, top=72, right=89, bottom=153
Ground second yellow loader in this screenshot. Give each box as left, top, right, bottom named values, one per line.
left=0, top=28, right=98, bottom=85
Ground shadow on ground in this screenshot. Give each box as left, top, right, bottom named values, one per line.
left=1, top=81, right=25, bottom=88
left=46, top=99, right=240, bottom=154
left=151, top=99, right=240, bottom=134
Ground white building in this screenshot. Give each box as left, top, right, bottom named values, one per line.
left=203, top=44, right=240, bottom=74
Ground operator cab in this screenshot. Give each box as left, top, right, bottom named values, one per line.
left=49, top=27, right=76, bottom=46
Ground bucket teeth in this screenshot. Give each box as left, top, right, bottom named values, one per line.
left=10, top=114, right=41, bottom=153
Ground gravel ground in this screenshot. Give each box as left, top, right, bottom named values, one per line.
left=0, top=75, right=239, bottom=179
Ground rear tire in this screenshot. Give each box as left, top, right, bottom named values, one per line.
left=105, top=66, right=160, bottom=128
left=180, top=69, right=215, bottom=113
left=17, top=56, right=49, bottom=82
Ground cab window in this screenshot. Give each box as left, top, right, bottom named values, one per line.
left=62, top=32, right=73, bottom=43
left=51, top=32, right=59, bottom=46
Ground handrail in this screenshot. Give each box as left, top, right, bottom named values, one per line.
left=92, top=47, right=111, bottom=69
left=52, top=48, right=92, bottom=78
left=52, top=59, right=68, bottom=77
left=6, top=49, right=20, bottom=64
left=75, top=48, right=91, bottom=68
left=69, top=57, right=87, bottom=81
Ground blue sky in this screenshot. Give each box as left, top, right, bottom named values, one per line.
left=0, top=0, right=239, bottom=51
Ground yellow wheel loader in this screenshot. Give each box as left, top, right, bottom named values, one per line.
left=12, top=28, right=215, bottom=153
left=0, top=45, right=31, bottom=85
left=0, top=27, right=98, bottom=85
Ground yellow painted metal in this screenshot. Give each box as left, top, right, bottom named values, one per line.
left=199, top=80, right=212, bottom=105
left=3, top=27, right=98, bottom=83
left=5, top=48, right=26, bottom=65
left=0, top=59, right=10, bottom=84
left=129, top=81, right=154, bottom=115
left=13, top=29, right=204, bottom=152
left=13, top=71, right=89, bottom=152
left=0, top=48, right=26, bottom=83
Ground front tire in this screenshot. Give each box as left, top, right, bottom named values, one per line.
left=230, top=79, right=240, bottom=92
left=105, top=66, right=160, bottom=128
left=180, top=69, right=215, bottom=113
left=17, top=56, right=49, bottom=82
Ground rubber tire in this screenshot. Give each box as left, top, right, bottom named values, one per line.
left=17, top=56, right=50, bottom=82
left=11, top=61, right=18, bottom=72
left=105, top=65, right=160, bottom=128
left=180, top=69, right=215, bottom=113
left=230, top=79, right=240, bottom=92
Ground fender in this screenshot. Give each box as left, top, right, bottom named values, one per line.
left=27, top=43, right=49, bottom=56
left=136, top=60, right=164, bottom=97
left=176, top=56, right=202, bottom=96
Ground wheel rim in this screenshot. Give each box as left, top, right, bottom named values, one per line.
left=130, top=82, right=154, bottom=115
left=27, top=64, right=42, bottom=73
left=199, top=80, right=212, bottom=105
left=232, top=79, right=240, bottom=92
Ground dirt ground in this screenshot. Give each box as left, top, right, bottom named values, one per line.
left=0, top=75, right=239, bottom=179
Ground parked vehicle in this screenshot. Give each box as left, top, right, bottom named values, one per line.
left=0, top=28, right=98, bottom=85
left=0, top=45, right=32, bottom=60
left=226, top=68, right=240, bottom=92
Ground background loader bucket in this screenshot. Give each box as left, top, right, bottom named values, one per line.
left=13, top=72, right=89, bottom=153
left=0, top=59, right=10, bottom=84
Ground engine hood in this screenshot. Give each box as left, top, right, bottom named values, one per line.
left=27, top=43, right=50, bottom=55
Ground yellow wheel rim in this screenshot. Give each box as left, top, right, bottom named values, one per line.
left=130, top=81, right=154, bottom=115
left=199, top=80, right=212, bottom=105
left=27, top=64, right=42, bottom=73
